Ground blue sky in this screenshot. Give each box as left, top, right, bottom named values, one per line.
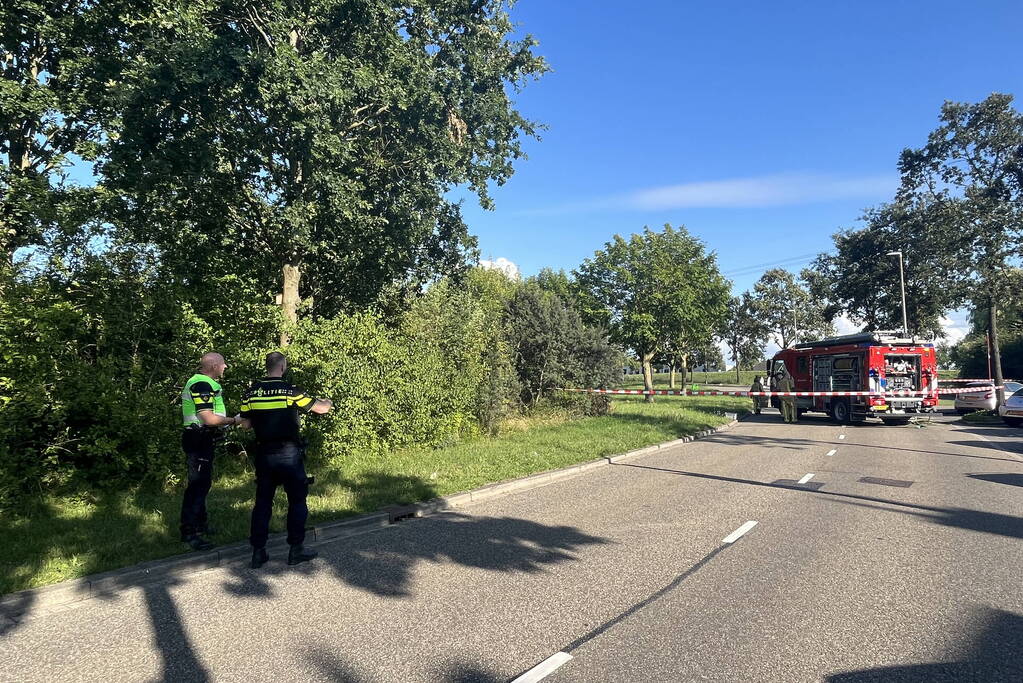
left=466, top=0, right=1023, bottom=324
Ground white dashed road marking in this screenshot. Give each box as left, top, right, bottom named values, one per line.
left=722, top=520, right=758, bottom=544
left=826, top=449, right=837, bottom=457
left=513, top=652, right=574, bottom=683
left=798, top=473, right=815, bottom=484
left=839, top=434, right=846, bottom=440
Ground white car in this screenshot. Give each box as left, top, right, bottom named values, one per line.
left=955, top=380, right=1022, bottom=414
left=998, top=387, right=1023, bottom=428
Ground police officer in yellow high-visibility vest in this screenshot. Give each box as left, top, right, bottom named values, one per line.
left=180, top=352, right=242, bottom=551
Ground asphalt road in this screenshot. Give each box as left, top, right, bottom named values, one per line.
left=1, top=409, right=1021, bottom=682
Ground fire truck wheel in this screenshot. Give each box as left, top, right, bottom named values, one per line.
left=830, top=399, right=851, bottom=424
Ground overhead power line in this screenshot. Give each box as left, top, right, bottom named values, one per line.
left=722, top=251, right=826, bottom=277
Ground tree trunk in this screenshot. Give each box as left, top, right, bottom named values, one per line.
left=735, top=356, right=741, bottom=384
left=668, top=361, right=676, bottom=389
left=680, top=354, right=688, bottom=387
left=642, top=351, right=655, bottom=403
left=989, top=290, right=1005, bottom=408
left=280, top=262, right=301, bottom=346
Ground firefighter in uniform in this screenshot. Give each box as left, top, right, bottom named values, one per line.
left=180, top=352, right=241, bottom=551
left=750, top=375, right=766, bottom=414
left=776, top=369, right=798, bottom=423
left=238, top=352, right=333, bottom=568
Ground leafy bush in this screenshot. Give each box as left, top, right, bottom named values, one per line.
left=0, top=249, right=279, bottom=507
left=0, top=260, right=624, bottom=507
left=505, top=283, right=622, bottom=408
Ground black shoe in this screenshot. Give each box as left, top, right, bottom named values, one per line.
left=185, top=534, right=215, bottom=551
left=250, top=548, right=269, bottom=569
left=287, top=545, right=318, bottom=566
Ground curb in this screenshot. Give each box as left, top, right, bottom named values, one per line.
left=0, top=415, right=739, bottom=621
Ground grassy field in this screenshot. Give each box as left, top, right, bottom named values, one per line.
left=0, top=394, right=750, bottom=595
left=621, top=371, right=760, bottom=388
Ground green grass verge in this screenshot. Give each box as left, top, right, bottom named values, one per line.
left=960, top=410, right=1003, bottom=425
left=621, top=371, right=760, bottom=388
left=0, top=394, right=749, bottom=595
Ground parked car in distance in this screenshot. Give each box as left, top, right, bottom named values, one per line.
left=998, top=387, right=1023, bottom=427
left=955, top=380, right=1022, bottom=414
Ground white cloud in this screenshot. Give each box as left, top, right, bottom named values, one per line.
left=939, top=312, right=969, bottom=345
left=628, top=172, right=897, bottom=210
left=833, top=314, right=861, bottom=336
left=479, top=257, right=521, bottom=280
left=522, top=171, right=897, bottom=215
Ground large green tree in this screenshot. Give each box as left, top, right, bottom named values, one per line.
left=101, top=0, right=547, bottom=339
left=721, top=293, right=767, bottom=383
left=574, top=224, right=730, bottom=400
left=0, top=0, right=128, bottom=262
left=898, top=93, right=1023, bottom=404
left=808, top=200, right=963, bottom=338
left=750, top=268, right=832, bottom=349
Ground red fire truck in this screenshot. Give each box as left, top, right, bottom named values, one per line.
left=768, top=332, right=939, bottom=425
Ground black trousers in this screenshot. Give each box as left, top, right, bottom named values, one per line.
left=180, top=429, right=216, bottom=538
left=249, top=441, right=309, bottom=549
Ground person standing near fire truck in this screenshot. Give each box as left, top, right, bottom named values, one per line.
left=751, top=375, right=766, bottom=414
left=776, top=370, right=798, bottom=423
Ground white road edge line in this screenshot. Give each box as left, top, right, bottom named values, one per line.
left=512, top=652, right=574, bottom=683
left=722, top=520, right=758, bottom=544
left=798, top=473, right=815, bottom=484
left=825, top=449, right=837, bottom=457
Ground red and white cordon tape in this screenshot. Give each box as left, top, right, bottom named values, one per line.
left=560, top=386, right=1001, bottom=397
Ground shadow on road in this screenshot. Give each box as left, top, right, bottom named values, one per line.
left=825, top=607, right=1023, bottom=681
left=696, top=430, right=1023, bottom=464
left=0, top=590, right=33, bottom=638
left=143, top=578, right=210, bottom=682
left=303, top=645, right=365, bottom=682
left=222, top=509, right=610, bottom=599
left=966, top=472, right=1023, bottom=489
left=619, top=462, right=1023, bottom=541
left=219, top=470, right=609, bottom=600
left=302, top=645, right=503, bottom=682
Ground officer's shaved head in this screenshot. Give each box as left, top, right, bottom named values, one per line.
left=200, top=352, right=224, bottom=372
left=265, top=352, right=287, bottom=374
left=199, top=352, right=228, bottom=379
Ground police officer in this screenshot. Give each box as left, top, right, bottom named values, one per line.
left=238, top=352, right=332, bottom=568
left=180, top=352, right=241, bottom=551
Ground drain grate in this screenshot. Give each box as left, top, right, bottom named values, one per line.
left=858, top=476, right=913, bottom=488
left=381, top=503, right=420, bottom=523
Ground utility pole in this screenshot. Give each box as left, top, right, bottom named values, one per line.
left=886, top=251, right=908, bottom=336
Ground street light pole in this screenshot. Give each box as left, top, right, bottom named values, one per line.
left=886, top=250, right=908, bottom=337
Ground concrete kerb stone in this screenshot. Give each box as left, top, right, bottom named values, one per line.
left=316, top=512, right=389, bottom=541
left=2, top=417, right=742, bottom=614
left=0, top=577, right=91, bottom=612
left=89, top=550, right=220, bottom=597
